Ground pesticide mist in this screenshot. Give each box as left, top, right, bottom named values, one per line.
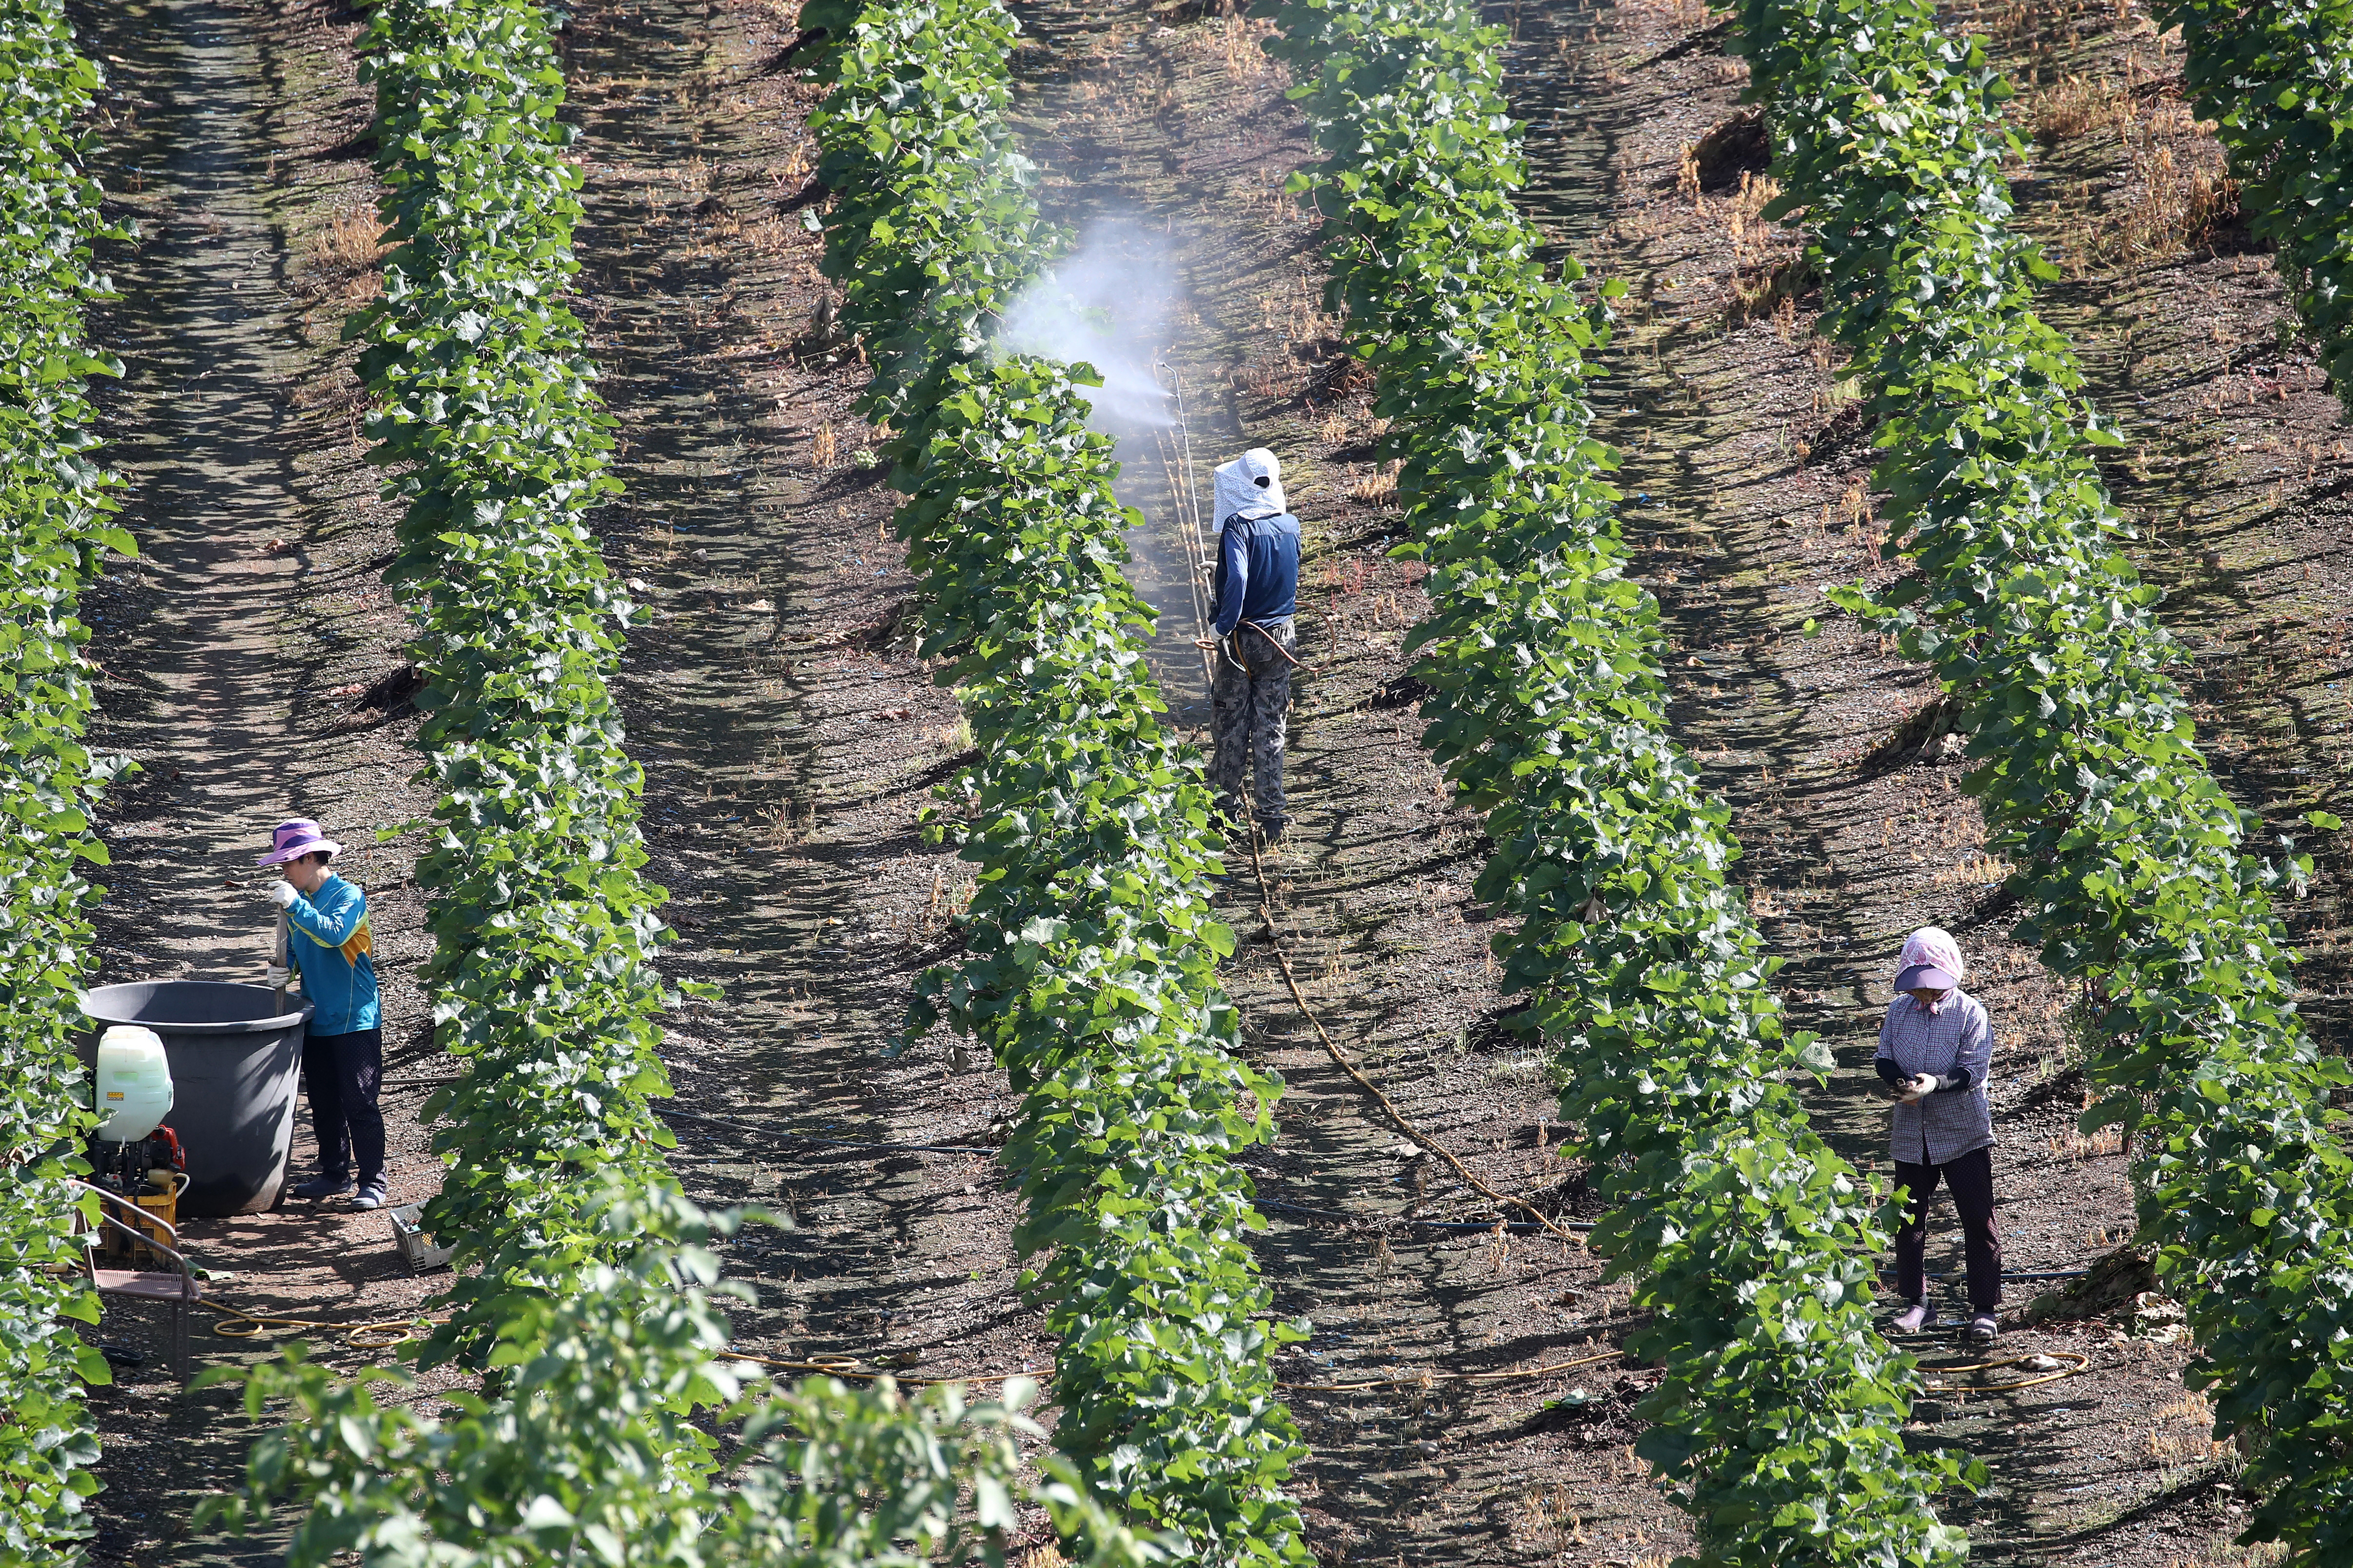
left=999, top=218, right=1216, bottom=712
left=998, top=218, right=1179, bottom=433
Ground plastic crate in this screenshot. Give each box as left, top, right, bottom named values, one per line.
left=96, top=1185, right=181, bottom=1268
left=388, top=1202, right=454, bottom=1275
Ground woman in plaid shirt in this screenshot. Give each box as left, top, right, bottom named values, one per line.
left=1874, top=926, right=2001, bottom=1343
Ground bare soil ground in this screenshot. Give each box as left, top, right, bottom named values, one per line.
left=72, top=0, right=442, bottom=1560
left=59, top=0, right=2351, bottom=1564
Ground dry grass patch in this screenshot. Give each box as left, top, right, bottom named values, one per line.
left=308, top=205, right=388, bottom=301
left=2095, top=134, right=2237, bottom=262
left=2034, top=71, right=2137, bottom=140
left=1348, top=459, right=1400, bottom=507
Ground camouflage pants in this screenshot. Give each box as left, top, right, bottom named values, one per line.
left=1210, top=618, right=1295, bottom=836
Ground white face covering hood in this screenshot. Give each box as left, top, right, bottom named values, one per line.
left=1213, top=448, right=1287, bottom=525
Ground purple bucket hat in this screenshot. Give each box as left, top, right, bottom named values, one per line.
left=255, top=819, right=343, bottom=866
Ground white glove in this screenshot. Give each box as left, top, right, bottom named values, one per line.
left=266, top=965, right=294, bottom=990
left=267, top=880, right=299, bottom=909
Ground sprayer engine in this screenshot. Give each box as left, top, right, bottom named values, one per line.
left=89, top=1125, right=185, bottom=1199
left=87, top=1125, right=186, bottom=1265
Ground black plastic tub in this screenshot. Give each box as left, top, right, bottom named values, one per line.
left=80, top=982, right=312, bottom=1217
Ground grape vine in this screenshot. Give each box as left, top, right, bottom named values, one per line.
left=1262, top=2, right=1974, bottom=1560
left=0, top=1, right=130, bottom=1557
left=1739, top=0, right=2353, bottom=1550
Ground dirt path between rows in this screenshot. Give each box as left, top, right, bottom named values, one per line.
left=72, top=0, right=437, bottom=1559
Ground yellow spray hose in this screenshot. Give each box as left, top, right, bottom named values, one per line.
left=1917, top=1349, right=2092, bottom=1396
left=201, top=1299, right=440, bottom=1352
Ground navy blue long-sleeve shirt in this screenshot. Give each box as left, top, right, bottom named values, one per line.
left=1211, top=512, right=1300, bottom=635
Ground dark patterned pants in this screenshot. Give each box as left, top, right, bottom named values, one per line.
left=1211, top=618, right=1295, bottom=836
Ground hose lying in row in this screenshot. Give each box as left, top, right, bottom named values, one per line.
left=0, top=2, right=131, bottom=1559
left=1738, top=0, right=2353, bottom=1552
left=1259, top=2, right=1975, bottom=1561
left=1240, top=829, right=1590, bottom=1247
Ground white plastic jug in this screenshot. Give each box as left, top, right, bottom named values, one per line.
left=94, top=1026, right=174, bottom=1142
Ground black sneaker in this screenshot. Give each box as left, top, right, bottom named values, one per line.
left=351, top=1182, right=388, bottom=1211
left=292, top=1175, right=354, bottom=1201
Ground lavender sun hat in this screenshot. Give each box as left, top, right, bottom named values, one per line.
left=256, top=819, right=343, bottom=866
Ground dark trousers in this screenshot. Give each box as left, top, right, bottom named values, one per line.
left=1894, top=1145, right=2001, bottom=1312
left=302, top=1026, right=385, bottom=1187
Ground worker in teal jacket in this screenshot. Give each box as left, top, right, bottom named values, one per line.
left=258, top=819, right=385, bottom=1209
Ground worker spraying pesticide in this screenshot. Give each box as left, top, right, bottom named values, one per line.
left=257, top=819, right=386, bottom=1210
left=1197, top=447, right=1301, bottom=845
left=1876, top=925, right=2002, bottom=1343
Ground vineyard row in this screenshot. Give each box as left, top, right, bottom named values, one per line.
left=805, top=0, right=1311, bottom=1557
left=0, top=0, right=129, bottom=1554
left=1265, top=0, right=1973, bottom=1560
left=1742, top=0, right=2353, bottom=1552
